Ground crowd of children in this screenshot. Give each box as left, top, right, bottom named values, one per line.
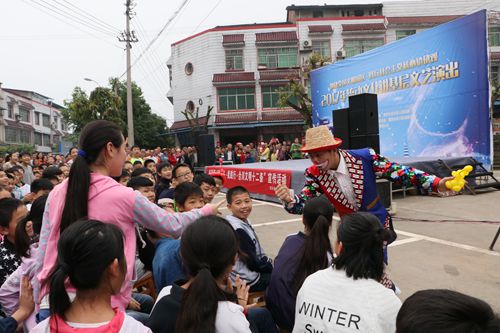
left=0, top=120, right=498, bottom=332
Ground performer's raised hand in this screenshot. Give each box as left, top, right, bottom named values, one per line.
left=275, top=184, right=293, bottom=203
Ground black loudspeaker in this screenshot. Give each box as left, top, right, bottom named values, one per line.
left=348, top=93, right=379, bottom=135
left=332, top=94, right=380, bottom=153
left=332, top=108, right=350, bottom=149
left=196, top=134, right=215, bottom=167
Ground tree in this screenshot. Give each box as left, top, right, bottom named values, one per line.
left=181, top=105, right=213, bottom=133
left=62, top=86, right=124, bottom=141
left=277, top=52, right=330, bottom=129
left=62, top=79, right=173, bottom=148
left=110, top=78, right=173, bottom=148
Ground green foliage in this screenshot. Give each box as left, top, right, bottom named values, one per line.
left=276, top=53, right=330, bottom=129
left=110, top=78, right=172, bottom=148
left=62, top=78, right=172, bottom=149
left=0, top=144, right=34, bottom=155
left=62, top=86, right=124, bottom=134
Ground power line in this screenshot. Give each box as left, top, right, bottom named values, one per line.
left=28, top=0, right=117, bottom=38
left=119, top=0, right=191, bottom=78
left=191, top=0, right=224, bottom=34
left=59, top=0, right=122, bottom=33
left=51, top=0, right=120, bottom=35
left=133, top=18, right=170, bottom=78
left=21, top=0, right=123, bottom=49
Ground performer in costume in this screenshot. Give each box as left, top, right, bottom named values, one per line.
left=275, top=126, right=453, bottom=263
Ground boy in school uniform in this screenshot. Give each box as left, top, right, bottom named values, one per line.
left=225, top=186, right=273, bottom=292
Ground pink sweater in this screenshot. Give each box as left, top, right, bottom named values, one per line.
left=35, top=173, right=212, bottom=310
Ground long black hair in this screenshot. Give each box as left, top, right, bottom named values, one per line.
left=60, top=120, right=123, bottom=233
left=176, top=216, right=239, bottom=333
left=292, top=196, right=334, bottom=292
left=333, top=212, right=392, bottom=281
left=47, top=219, right=125, bottom=319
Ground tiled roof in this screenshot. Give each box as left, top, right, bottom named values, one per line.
left=308, top=25, right=333, bottom=34
left=256, top=31, right=298, bottom=43
left=169, top=116, right=208, bottom=131
left=386, top=15, right=462, bottom=26
left=259, top=69, right=300, bottom=82
left=215, top=112, right=257, bottom=125
left=223, top=34, right=245, bottom=44
left=212, top=72, right=255, bottom=84
left=491, top=52, right=500, bottom=61
left=342, top=23, right=386, bottom=32
left=261, top=110, right=304, bottom=122
left=4, top=119, right=34, bottom=130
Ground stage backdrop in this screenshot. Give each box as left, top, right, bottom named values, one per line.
left=311, top=10, right=491, bottom=166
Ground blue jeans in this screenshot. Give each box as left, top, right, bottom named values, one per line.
left=126, top=293, right=154, bottom=324
left=247, top=307, right=278, bottom=333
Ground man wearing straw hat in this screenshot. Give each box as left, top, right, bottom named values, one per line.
left=275, top=125, right=452, bottom=245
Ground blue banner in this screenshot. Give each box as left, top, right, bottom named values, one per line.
left=311, top=10, right=490, bottom=166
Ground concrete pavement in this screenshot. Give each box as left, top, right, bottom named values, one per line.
left=218, top=182, right=500, bottom=310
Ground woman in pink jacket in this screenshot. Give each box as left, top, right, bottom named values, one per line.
left=34, top=120, right=220, bottom=320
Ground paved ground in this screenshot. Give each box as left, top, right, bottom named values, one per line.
left=217, top=177, right=500, bottom=310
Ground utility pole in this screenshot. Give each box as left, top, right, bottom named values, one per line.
left=119, top=0, right=138, bottom=146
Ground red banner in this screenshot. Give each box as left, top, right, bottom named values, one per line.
left=206, top=166, right=292, bottom=196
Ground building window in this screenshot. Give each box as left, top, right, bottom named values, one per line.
left=312, top=10, right=323, bottom=18
left=492, top=65, right=500, bottom=83
left=218, top=87, right=255, bottom=111
left=186, top=100, right=195, bottom=112
left=312, top=40, right=331, bottom=59
left=5, top=128, right=17, bottom=143
left=489, top=26, right=500, bottom=47
left=61, top=121, right=66, bottom=131
left=396, top=30, right=416, bottom=40
left=354, top=9, right=364, bottom=16
left=258, top=47, right=298, bottom=68
left=34, top=132, right=43, bottom=146
left=19, top=107, right=30, bottom=122
left=225, top=49, right=243, bottom=70
left=34, top=112, right=40, bottom=125
left=7, top=103, right=13, bottom=118
left=42, top=134, right=51, bottom=146
left=53, top=116, right=58, bottom=128
left=42, top=114, right=50, bottom=127
left=344, top=39, right=384, bottom=58
left=185, top=62, right=194, bottom=75
left=20, top=130, right=31, bottom=144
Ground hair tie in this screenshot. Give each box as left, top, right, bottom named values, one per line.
left=200, top=263, right=210, bottom=271
left=77, top=149, right=87, bottom=158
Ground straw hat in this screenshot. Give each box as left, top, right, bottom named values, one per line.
left=301, top=125, right=343, bottom=153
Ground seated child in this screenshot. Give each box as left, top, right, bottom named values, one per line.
left=194, top=173, right=217, bottom=203
left=211, top=173, right=225, bottom=195
left=396, top=289, right=500, bottom=333
left=31, top=219, right=151, bottom=332
left=144, top=159, right=157, bottom=177
left=131, top=167, right=156, bottom=186
left=0, top=198, right=27, bottom=286
left=158, top=163, right=194, bottom=200
left=152, top=182, right=205, bottom=291
left=266, top=196, right=334, bottom=331
left=293, top=212, right=401, bottom=333
left=127, top=177, right=156, bottom=203
left=147, top=216, right=252, bottom=333
left=116, top=169, right=131, bottom=186
left=226, top=186, right=272, bottom=292
left=155, top=162, right=172, bottom=200
left=0, top=217, right=39, bottom=331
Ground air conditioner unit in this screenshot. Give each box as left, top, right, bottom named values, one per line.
left=336, top=50, right=346, bottom=59
left=15, top=114, right=21, bottom=121
left=302, top=39, right=312, bottom=49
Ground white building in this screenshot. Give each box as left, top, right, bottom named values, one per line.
left=0, top=84, right=68, bottom=153
left=167, top=0, right=500, bottom=146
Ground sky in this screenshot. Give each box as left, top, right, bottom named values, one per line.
left=0, top=0, right=417, bottom=125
